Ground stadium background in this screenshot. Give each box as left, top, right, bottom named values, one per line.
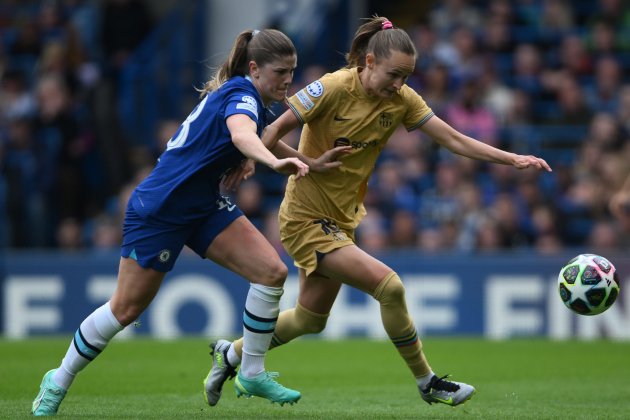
left=1, top=0, right=630, bottom=340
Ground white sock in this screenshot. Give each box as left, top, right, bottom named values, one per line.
left=227, top=343, right=241, bottom=367
left=416, top=371, right=436, bottom=390
left=240, top=283, right=282, bottom=378
left=53, top=301, right=123, bottom=390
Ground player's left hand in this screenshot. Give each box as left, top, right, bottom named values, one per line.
left=513, top=155, right=552, bottom=172
left=221, top=159, right=256, bottom=191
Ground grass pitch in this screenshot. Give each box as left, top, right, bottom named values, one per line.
left=1, top=337, right=629, bottom=419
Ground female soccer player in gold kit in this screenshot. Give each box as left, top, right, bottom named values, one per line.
left=205, top=16, right=551, bottom=408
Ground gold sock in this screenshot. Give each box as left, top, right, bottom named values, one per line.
left=233, top=302, right=329, bottom=358
left=372, top=271, right=431, bottom=378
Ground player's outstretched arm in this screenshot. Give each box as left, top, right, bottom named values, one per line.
left=421, top=116, right=552, bottom=172
left=262, top=110, right=351, bottom=172
left=227, top=114, right=309, bottom=179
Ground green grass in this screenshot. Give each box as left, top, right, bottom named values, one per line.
left=1, top=337, right=629, bottom=419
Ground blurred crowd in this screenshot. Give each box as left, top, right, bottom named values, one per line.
left=2, top=0, right=630, bottom=255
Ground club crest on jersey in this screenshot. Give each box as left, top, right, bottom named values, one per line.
left=296, top=90, right=314, bottom=110
left=158, top=249, right=171, bottom=263
left=306, top=80, right=323, bottom=97
left=379, top=112, right=393, bottom=128
left=236, top=95, right=258, bottom=118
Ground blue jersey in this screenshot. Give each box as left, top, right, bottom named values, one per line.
left=130, top=76, right=267, bottom=223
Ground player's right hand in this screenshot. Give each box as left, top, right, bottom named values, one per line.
left=272, top=157, right=309, bottom=179
left=310, top=146, right=352, bottom=172
left=221, top=159, right=255, bottom=191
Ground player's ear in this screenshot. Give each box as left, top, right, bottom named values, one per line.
left=249, top=60, right=259, bottom=78
left=365, top=53, right=375, bottom=69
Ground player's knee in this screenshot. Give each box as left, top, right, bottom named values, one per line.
left=300, top=315, right=327, bottom=334
left=255, top=259, right=288, bottom=287
left=111, top=303, right=144, bottom=327
left=373, top=272, right=406, bottom=305
left=295, top=304, right=328, bottom=334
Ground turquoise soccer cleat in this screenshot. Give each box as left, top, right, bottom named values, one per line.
left=32, top=369, right=67, bottom=416
left=420, top=374, right=476, bottom=406
left=234, top=371, right=301, bottom=406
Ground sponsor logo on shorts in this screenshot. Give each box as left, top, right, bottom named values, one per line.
left=158, top=249, right=171, bottom=263
left=216, top=195, right=236, bottom=212
left=313, top=218, right=348, bottom=241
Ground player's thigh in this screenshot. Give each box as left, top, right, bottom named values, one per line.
left=298, top=269, right=342, bottom=314
left=110, top=257, right=166, bottom=325
left=317, top=244, right=393, bottom=294
left=204, top=215, right=287, bottom=285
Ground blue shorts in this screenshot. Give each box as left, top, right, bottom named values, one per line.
left=120, top=195, right=243, bottom=272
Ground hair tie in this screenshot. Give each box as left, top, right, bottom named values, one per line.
left=382, top=20, right=393, bottom=30
left=252, top=29, right=260, bottom=37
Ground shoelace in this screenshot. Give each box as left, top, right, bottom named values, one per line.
left=261, top=371, right=291, bottom=389
left=263, top=371, right=280, bottom=381
left=429, top=375, right=460, bottom=392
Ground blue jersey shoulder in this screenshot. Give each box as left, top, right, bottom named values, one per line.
left=132, top=76, right=266, bottom=222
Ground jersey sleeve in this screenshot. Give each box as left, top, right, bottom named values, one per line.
left=225, top=90, right=261, bottom=126
left=286, top=74, right=338, bottom=125
left=401, top=86, right=435, bottom=131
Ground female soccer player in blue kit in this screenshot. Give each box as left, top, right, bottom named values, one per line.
left=31, top=28, right=347, bottom=416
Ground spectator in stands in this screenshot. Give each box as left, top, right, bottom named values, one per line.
left=445, top=76, right=499, bottom=146
left=435, top=25, right=483, bottom=87
left=418, top=62, right=452, bottom=117
left=587, top=219, right=621, bottom=254
left=33, top=72, right=92, bottom=239
left=543, top=74, right=593, bottom=126
left=608, top=153, right=630, bottom=236
left=100, top=0, right=153, bottom=74
left=617, top=85, right=630, bottom=137
left=356, top=207, right=388, bottom=253
left=55, top=217, right=84, bottom=250
left=389, top=209, right=419, bottom=249
left=0, top=68, right=36, bottom=121
left=537, top=0, right=575, bottom=48
left=584, top=55, right=622, bottom=114
left=429, top=0, right=482, bottom=40
left=3, top=117, right=45, bottom=247
left=511, top=43, right=544, bottom=97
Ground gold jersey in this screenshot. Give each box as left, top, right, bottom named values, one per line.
left=282, top=67, right=434, bottom=231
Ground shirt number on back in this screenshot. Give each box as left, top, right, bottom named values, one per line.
left=166, top=95, right=208, bottom=150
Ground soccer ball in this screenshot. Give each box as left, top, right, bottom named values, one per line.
left=558, top=254, right=620, bottom=315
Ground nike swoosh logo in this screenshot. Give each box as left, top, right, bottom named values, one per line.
left=433, top=396, right=454, bottom=405
left=227, top=204, right=236, bottom=211
left=334, top=115, right=350, bottom=121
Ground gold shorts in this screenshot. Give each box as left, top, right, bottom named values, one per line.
left=279, top=214, right=355, bottom=276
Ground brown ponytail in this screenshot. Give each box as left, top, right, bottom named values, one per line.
left=345, top=16, right=416, bottom=68
left=199, top=29, right=296, bottom=97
